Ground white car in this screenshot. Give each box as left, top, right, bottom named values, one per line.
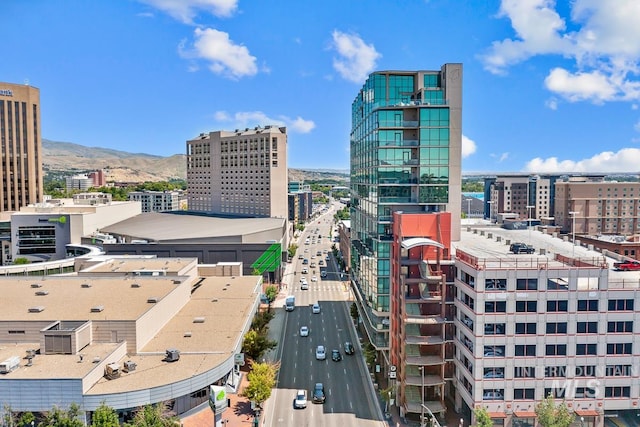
left=312, top=303, right=321, bottom=314
left=311, top=275, right=317, bottom=282
left=294, top=389, right=308, bottom=409
left=300, top=326, right=309, bottom=337
left=315, top=345, right=326, bottom=360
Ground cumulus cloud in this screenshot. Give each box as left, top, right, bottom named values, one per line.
left=180, top=28, right=258, bottom=79
left=481, top=0, right=640, bottom=104
left=524, top=148, right=640, bottom=173
left=214, top=110, right=316, bottom=134
left=330, top=30, right=381, bottom=83
left=138, top=0, right=238, bottom=24
left=461, top=134, right=477, bottom=158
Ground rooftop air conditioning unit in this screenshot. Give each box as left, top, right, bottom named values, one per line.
left=31, top=283, right=42, bottom=288
left=35, top=291, right=49, bottom=296
left=104, top=363, right=120, bottom=379
left=28, top=306, right=45, bottom=313
left=193, top=317, right=205, bottom=323
left=165, top=348, right=180, bottom=362
left=123, top=360, right=137, bottom=372
left=147, top=297, right=160, bottom=303
left=131, top=283, right=140, bottom=288
left=81, top=283, right=91, bottom=288
left=91, top=305, right=104, bottom=313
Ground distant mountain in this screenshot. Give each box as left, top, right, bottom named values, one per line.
left=42, top=139, right=348, bottom=184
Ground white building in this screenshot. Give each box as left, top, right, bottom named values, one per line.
left=128, top=190, right=180, bottom=212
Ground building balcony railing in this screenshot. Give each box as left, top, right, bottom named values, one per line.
left=404, top=399, right=446, bottom=415
left=406, top=334, right=444, bottom=345
left=372, top=99, right=449, bottom=110
left=377, top=138, right=420, bottom=146
left=405, top=355, right=444, bottom=366
left=405, top=314, right=445, bottom=325
left=377, top=120, right=419, bottom=128
left=404, top=374, right=445, bottom=387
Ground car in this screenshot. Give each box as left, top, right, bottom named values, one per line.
left=301, top=267, right=308, bottom=274
left=323, top=249, right=328, bottom=253
left=312, top=383, right=326, bottom=403
left=302, top=259, right=309, bottom=265
left=344, top=341, right=355, bottom=355
left=311, top=275, right=317, bottom=282
left=301, top=282, right=309, bottom=290
left=614, top=260, right=640, bottom=271
left=304, top=248, right=309, bottom=253
left=331, top=349, right=342, bottom=362
left=316, top=251, right=322, bottom=256
left=320, top=271, right=327, bottom=278
left=294, top=389, right=308, bottom=409
left=300, top=326, right=309, bottom=337
left=319, top=260, right=325, bottom=266
left=312, top=303, right=321, bottom=314
left=311, top=255, right=316, bottom=259
left=310, top=262, right=316, bottom=268
left=509, top=242, right=535, bottom=254
left=298, top=254, right=303, bottom=259
left=315, top=345, right=326, bottom=360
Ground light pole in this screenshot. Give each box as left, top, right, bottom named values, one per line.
left=526, top=205, right=534, bottom=243
left=569, top=211, right=579, bottom=258
left=466, top=198, right=471, bottom=218
left=419, top=366, right=425, bottom=427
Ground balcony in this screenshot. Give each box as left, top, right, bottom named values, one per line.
left=377, top=120, right=419, bottom=128
left=405, top=374, right=445, bottom=387
left=405, top=355, right=444, bottom=366
left=377, top=138, right=420, bottom=146
left=406, top=335, right=444, bottom=345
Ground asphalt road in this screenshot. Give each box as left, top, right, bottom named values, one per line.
left=264, top=203, right=385, bottom=427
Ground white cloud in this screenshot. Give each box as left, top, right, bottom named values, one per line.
left=330, top=30, right=381, bottom=83
left=180, top=28, right=258, bottom=79
left=490, top=152, right=510, bottom=162
left=545, top=97, right=558, bottom=110
left=138, top=0, right=238, bottom=24
left=461, top=134, right=477, bottom=158
left=524, top=148, right=640, bottom=173
left=214, top=110, right=315, bottom=134
left=634, top=120, right=640, bottom=132
left=481, top=0, right=640, bottom=103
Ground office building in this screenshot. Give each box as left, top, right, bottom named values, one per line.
left=485, top=175, right=561, bottom=224
left=349, top=65, right=462, bottom=361
left=186, top=126, right=288, bottom=219
left=0, top=82, right=43, bottom=211
left=129, top=190, right=181, bottom=212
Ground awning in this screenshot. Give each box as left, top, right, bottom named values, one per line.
left=487, top=412, right=507, bottom=418
left=513, top=411, right=536, bottom=418
left=574, top=409, right=599, bottom=417
left=401, top=237, right=444, bottom=250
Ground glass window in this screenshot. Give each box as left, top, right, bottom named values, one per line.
left=546, top=300, right=568, bottom=312
left=516, top=301, right=537, bottom=313
left=515, top=323, right=537, bottom=334
left=577, top=322, right=598, bottom=333
left=546, top=322, right=567, bottom=334
left=546, top=344, right=567, bottom=356
left=516, top=278, right=538, bottom=290
left=576, top=343, right=598, bottom=355
left=577, top=299, right=598, bottom=311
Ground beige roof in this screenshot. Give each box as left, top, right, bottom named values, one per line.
left=79, top=257, right=196, bottom=275
left=101, top=212, right=285, bottom=243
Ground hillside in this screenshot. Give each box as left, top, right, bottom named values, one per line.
left=42, top=139, right=348, bottom=183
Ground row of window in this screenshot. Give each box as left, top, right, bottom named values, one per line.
left=482, top=343, right=633, bottom=357
left=483, top=321, right=633, bottom=335
left=481, top=299, right=634, bottom=313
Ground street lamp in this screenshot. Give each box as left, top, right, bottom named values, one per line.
left=419, top=366, right=425, bottom=427
left=569, top=211, right=579, bottom=258
left=526, top=205, right=535, bottom=243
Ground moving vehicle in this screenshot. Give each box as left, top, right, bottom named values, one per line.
left=509, top=242, right=535, bottom=254
left=285, top=296, right=295, bottom=312
left=614, top=260, right=640, bottom=271
left=312, top=303, right=321, bottom=314
left=301, top=267, right=308, bottom=274
left=294, top=389, right=308, bottom=409
left=344, top=342, right=355, bottom=355
left=298, top=254, right=303, bottom=259
left=311, top=275, right=317, bottom=282
left=331, top=349, right=342, bottom=362
left=301, top=281, right=309, bottom=290
left=315, top=345, right=326, bottom=360
left=320, top=271, right=327, bottom=278
left=300, top=326, right=309, bottom=337
left=313, top=383, right=326, bottom=403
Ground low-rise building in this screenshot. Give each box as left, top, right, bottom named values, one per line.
left=129, top=190, right=181, bottom=212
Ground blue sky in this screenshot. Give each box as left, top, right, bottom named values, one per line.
left=3, top=0, right=640, bottom=173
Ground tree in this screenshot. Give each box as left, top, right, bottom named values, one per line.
left=17, top=412, right=35, bottom=427
left=242, top=361, right=279, bottom=408
left=264, top=285, right=278, bottom=312
left=363, top=343, right=376, bottom=368
left=41, top=403, right=84, bottom=427
left=242, top=329, right=276, bottom=361
left=474, top=407, right=493, bottom=427
left=91, top=403, right=119, bottom=427
left=350, top=303, right=359, bottom=322
left=287, top=244, right=298, bottom=259
left=535, top=394, right=574, bottom=427
left=13, top=257, right=30, bottom=265
left=124, top=403, right=178, bottom=427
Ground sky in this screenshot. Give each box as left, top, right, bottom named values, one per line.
left=3, top=0, right=640, bottom=174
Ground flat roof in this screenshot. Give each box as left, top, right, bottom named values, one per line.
left=101, top=212, right=285, bottom=243
left=80, top=257, right=195, bottom=275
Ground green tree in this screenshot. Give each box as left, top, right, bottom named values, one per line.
left=3, top=404, right=15, bottom=427
left=264, top=285, right=278, bottom=312
left=250, top=310, right=274, bottom=333
left=124, top=403, right=178, bottom=427
left=41, top=403, right=84, bottom=427
left=350, top=303, right=359, bottom=322
left=363, top=343, right=376, bottom=368
left=474, top=407, right=493, bottom=427
left=17, top=412, right=35, bottom=427
left=13, top=257, right=30, bottom=265
left=91, top=403, right=119, bottom=427
left=287, top=244, right=298, bottom=259
left=242, top=361, right=279, bottom=408
left=251, top=267, right=262, bottom=277
left=535, top=394, right=574, bottom=427
left=242, top=329, right=276, bottom=361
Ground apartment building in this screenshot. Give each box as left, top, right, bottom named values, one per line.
left=129, top=190, right=181, bottom=212
left=555, top=176, right=640, bottom=236
left=485, top=175, right=560, bottom=223
left=186, top=126, right=288, bottom=219
left=0, top=82, right=43, bottom=211
left=454, top=225, right=640, bottom=427
left=350, top=65, right=462, bottom=364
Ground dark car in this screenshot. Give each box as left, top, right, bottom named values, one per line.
left=509, top=242, right=535, bottom=254
left=313, top=383, right=325, bottom=403
left=344, top=342, right=355, bottom=355
left=331, top=349, right=342, bottom=362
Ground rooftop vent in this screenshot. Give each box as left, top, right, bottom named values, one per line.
left=28, top=306, right=45, bottom=313
left=147, top=297, right=160, bottom=303
left=172, top=280, right=181, bottom=284
left=193, top=317, right=205, bottom=323
left=35, top=291, right=49, bottom=296
left=31, top=283, right=42, bottom=288
left=92, top=356, right=101, bottom=363
left=91, top=305, right=104, bottom=313
left=81, top=283, right=92, bottom=288
left=211, top=298, right=219, bottom=303
left=123, top=360, right=137, bottom=372
left=165, top=348, right=180, bottom=362
left=131, top=283, right=141, bottom=288
left=184, top=332, right=192, bottom=337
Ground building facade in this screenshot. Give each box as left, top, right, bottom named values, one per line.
left=486, top=175, right=561, bottom=223
left=0, top=82, right=43, bottom=211
left=186, top=126, right=288, bottom=219
left=350, top=65, right=462, bottom=359
left=129, top=190, right=181, bottom=212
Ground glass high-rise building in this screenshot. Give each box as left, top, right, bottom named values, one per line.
left=350, top=65, right=462, bottom=352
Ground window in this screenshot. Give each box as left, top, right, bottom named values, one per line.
left=516, top=323, right=537, bottom=334
left=607, top=343, right=632, bottom=355
left=484, top=323, right=505, bottom=335
left=576, top=322, right=598, bottom=333
left=575, top=365, right=596, bottom=377
left=608, top=299, right=634, bottom=311
left=605, top=387, right=630, bottom=398
left=575, top=387, right=598, bottom=398
left=514, top=366, right=536, bottom=378
left=485, top=301, right=506, bottom=313
left=546, top=344, right=567, bottom=356
left=578, top=299, right=599, bottom=311
left=606, top=365, right=632, bottom=376
left=544, top=366, right=567, bottom=377
left=516, top=278, right=538, bottom=290
left=516, top=301, right=537, bottom=313
left=546, top=322, right=567, bottom=334
left=576, top=343, right=598, bottom=355
left=515, top=345, right=536, bottom=356
left=514, top=389, right=535, bottom=400
left=8, top=330, right=25, bottom=334
left=607, top=321, right=633, bottom=333
left=547, top=300, right=568, bottom=312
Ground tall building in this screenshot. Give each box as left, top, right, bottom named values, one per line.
left=350, top=65, right=462, bottom=358
left=186, top=126, right=288, bottom=219
left=0, top=82, right=43, bottom=211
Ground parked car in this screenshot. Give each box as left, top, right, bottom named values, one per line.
left=301, top=267, right=308, bottom=274
left=331, top=349, right=342, bottom=362
left=509, top=242, right=535, bottom=254
left=315, top=345, right=326, bottom=360
left=614, top=260, right=640, bottom=271
left=313, top=383, right=326, bottom=403
left=294, top=389, right=307, bottom=409
left=344, top=341, right=355, bottom=355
